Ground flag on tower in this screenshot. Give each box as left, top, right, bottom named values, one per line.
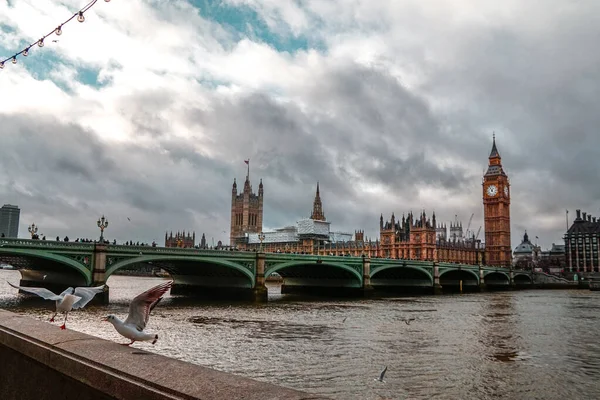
left=244, top=159, right=249, bottom=165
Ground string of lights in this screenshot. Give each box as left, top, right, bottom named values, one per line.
left=0, top=0, right=111, bottom=69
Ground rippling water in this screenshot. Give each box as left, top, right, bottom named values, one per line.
left=1, top=270, right=599, bottom=399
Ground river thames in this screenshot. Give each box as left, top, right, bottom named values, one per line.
left=1, top=270, right=599, bottom=400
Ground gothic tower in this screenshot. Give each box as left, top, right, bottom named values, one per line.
left=230, top=165, right=263, bottom=246
left=482, top=135, right=511, bottom=266
left=310, top=182, right=326, bottom=221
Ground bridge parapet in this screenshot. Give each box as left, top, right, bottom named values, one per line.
left=106, top=245, right=260, bottom=258
left=0, top=238, right=95, bottom=251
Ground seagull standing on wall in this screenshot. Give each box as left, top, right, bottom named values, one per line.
left=7, top=282, right=105, bottom=329
left=103, top=280, right=172, bottom=346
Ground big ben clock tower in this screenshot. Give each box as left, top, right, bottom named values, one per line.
left=483, top=134, right=512, bottom=267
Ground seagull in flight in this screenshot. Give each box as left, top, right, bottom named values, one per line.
left=375, top=366, right=387, bottom=382
left=103, top=280, right=172, bottom=346
left=8, top=281, right=105, bottom=330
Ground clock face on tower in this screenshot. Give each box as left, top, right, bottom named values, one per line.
left=486, top=184, right=498, bottom=197
left=504, top=186, right=509, bottom=197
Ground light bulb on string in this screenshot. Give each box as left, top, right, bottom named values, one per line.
left=0, top=0, right=112, bottom=72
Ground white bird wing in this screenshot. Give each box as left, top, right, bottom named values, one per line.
left=72, top=285, right=105, bottom=309
left=59, top=287, right=75, bottom=297
left=124, top=281, right=172, bottom=331
left=8, top=281, right=62, bottom=301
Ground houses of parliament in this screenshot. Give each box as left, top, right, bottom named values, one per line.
left=230, top=137, right=512, bottom=267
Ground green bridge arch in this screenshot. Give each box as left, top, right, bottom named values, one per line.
left=483, top=270, right=511, bottom=281
left=513, top=272, right=533, bottom=283
left=265, top=261, right=363, bottom=286
left=0, top=248, right=91, bottom=285
left=439, top=268, right=480, bottom=283
left=105, top=255, right=256, bottom=287
left=370, top=264, right=434, bottom=284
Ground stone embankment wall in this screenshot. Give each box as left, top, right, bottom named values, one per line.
left=532, top=272, right=578, bottom=289
left=0, top=310, right=330, bottom=400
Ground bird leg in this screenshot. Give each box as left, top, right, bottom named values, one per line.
left=49, top=312, right=57, bottom=322
left=60, top=312, right=68, bottom=330
left=120, top=340, right=135, bottom=346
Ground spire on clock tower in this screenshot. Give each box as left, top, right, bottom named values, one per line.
left=489, top=133, right=499, bottom=158
left=485, top=133, right=507, bottom=177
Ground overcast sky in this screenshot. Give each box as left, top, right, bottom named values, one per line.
left=1, top=0, right=599, bottom=249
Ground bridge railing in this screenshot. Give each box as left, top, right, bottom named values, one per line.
left=0, top=238, right=95, bottom=250
left=106, top=245, right=261, bottom=258
left=265, top=253, right=366, bottom=263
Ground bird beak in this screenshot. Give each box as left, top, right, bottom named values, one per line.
left=102, top=317, right=108, bottom=321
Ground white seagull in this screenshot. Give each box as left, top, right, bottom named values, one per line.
left=103, top=280, right=172, bottom=346
left=8, top=281, right=105, bottom=330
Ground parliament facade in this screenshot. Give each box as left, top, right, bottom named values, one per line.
left=230, top=138, right=512, bottom=266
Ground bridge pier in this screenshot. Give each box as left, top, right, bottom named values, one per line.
left=253, top=252, right=268, bottom=302
left=479, top=265, right=487, bottom=292
left=509, top=267, right=517, bottom=290
left=91, top=243, right=110, bottom=305
left=362, top=255, right=375, bottom=297
left=432, top=263, right=442, bottom=295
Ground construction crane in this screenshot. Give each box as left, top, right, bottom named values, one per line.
left=475, top=226, right=482, bottom=240
left=465, top=213, right=474, bottom=237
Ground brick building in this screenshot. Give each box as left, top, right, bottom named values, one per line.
left=230, top=163, right=263, bottom=247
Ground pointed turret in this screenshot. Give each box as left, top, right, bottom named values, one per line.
left=244, top=174, right=251, bottom=193
left=310, top=182, right=326, bottom=221
left=489, top=133, right=500, bottom=158
left=485, top=133, right=506, bottom=176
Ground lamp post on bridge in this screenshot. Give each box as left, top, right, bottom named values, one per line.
left=258, top=233, right=265, bottom=252
left=97, top=215, right=108, bottom=243
left=28, top=223, right=38, bottom=239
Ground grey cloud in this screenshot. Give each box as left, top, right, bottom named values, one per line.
left=0, top=114, right=234, bottom=243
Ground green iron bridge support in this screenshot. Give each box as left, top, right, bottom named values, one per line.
left=0, top=238, right=533, bottom=303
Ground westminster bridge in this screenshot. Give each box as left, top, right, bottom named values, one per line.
left=0, top=238, right=534, bottom=303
